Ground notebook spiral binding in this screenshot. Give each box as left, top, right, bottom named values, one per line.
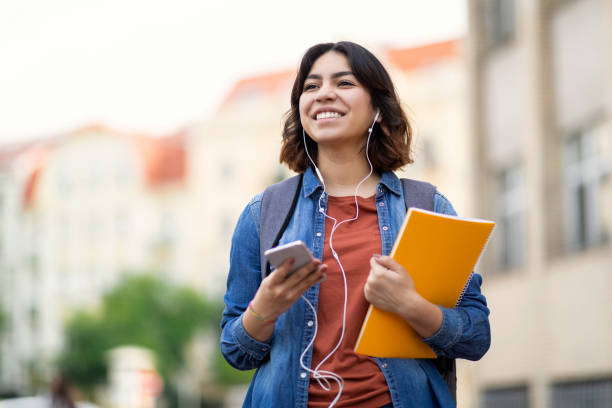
left=456, top=272, right=474, bottom=306
left=456, top=225, right=495, bottom=306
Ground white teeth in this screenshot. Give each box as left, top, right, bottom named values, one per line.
left=316, top=111, right=342, bottom=120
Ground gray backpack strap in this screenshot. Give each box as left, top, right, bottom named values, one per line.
left=400, top=178, right=436, bottom=210
left=259, top=174, right=304, bottom=280
left=401, top=178, right=457, bottom=404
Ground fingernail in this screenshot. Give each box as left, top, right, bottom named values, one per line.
left=373, top=253, right=381, bottom=259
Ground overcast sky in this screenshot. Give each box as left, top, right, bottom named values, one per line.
left=0, top=0, right=466, bottom=143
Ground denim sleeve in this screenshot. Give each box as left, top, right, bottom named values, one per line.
left=220, top=194, right=273, bottom=370
left=421, top=191, right=491, bottom=361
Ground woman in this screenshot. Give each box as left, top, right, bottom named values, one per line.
left=220, top=41, right=490, bottom=408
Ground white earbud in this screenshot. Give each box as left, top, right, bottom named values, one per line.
left=368, top=108, right=380, bottom=133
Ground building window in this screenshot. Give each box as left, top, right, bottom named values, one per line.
left=552, top=378, right=612, bottom=408
left=160, top=212, right=176, bottom=244
left=57, top=169, right=73, bottom=195
left=220, top=214, right=234, bottom=242
left=564, top=122, right=608, bottom=252
left=115, top=162, right=132, bottom=186
left=483, top=0, right=516, bottom=49
left=220, top=162, right=234, bottom=181
left=28, top=306, right=39, bottom=331
left=481, top=385, right=528, bottom=408
left=497, top=165, right=526, bottom=270
left=421, top=138, right=437, bottom=168
left=115, top=212, right=129, bottom=238
left=87, top=213, right=99, bottom=243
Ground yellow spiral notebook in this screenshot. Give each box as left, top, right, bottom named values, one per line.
left=354, top=208, right=495, bottom=359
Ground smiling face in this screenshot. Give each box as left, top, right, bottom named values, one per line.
left=298, top=51, right=377, bottom=150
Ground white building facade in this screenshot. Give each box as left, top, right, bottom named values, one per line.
left=0, top=125, right=189, bottom=393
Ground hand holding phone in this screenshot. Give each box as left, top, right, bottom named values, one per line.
left=264, top=240, right=315, bottom=276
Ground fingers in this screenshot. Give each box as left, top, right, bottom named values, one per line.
left=283, top=261, right=326, bottom=296
left=267, top=258, right=326, bottom=297
left=294, top=263, right=327, bottom=293
left=370, top=255, right=403, bottom=273
left=268, top=258, right=296, bottom=284
left=272, top=263, right=327, bottom=306
left=369, top=256, right=389, bottom=277
left=284, top=259, right=321, bottom=284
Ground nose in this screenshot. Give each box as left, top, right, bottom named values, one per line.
left=315, top=81, right=336, bottom=102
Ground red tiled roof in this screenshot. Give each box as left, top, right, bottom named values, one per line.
left=68, top=123, right=186, bottom=186
left=20, top=143, right=52, bottom=208
left=0, top=140, right=51, bottom=171
left=385, top=39, right=462, bottom=72
left=132, top=130, right=186, bottom=186
left=23, top=166, right=41, bottom=207
left=219, top=40, right=462, bottom=109
left=2, top=124, right=186, bottom=209
left=220, top=69, right=295, bottom=109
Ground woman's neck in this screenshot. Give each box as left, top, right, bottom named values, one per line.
left=316, top=148, right=380, bottom=197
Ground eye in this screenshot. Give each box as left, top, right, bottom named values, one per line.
left=303, top=83, right=319, bottom=91
left=338, top=80, right=355, bottom=87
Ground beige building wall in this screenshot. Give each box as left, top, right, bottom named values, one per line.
left=466, top=0, right=612, bottom=407
left=391, top=43, right=474, bottom=217
left=188, top=76, right=292, bottom=296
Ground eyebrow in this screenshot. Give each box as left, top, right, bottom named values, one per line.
left=306, top=71, right=354, bottom=80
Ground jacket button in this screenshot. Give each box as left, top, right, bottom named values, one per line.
left=382, top=226, right=389, bottom=231
left=316, top=232, right=322, bottom=237
left=307, top=321, right=314, bottom=327
left=381, top=363, right=388, bottom=369
left=379, top=202, right=385, bottom=206
left=300, top=372, right=307, bottom=378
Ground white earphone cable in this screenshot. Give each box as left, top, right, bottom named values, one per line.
left=299, top=110, right=379, bottom=407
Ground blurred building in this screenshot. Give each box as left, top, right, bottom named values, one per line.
left=389, top=40, right=475, bottom=217
left=187, top=70, right=295, bottom=296
left=0, top=125, right=189, bottom=393
left=466, top=0, right=612, bottom=407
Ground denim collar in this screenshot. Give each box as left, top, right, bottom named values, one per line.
left=302, top=166, right=402, bottom=198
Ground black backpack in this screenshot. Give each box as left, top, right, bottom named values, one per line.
left=258, top=173, right=457, bottom=402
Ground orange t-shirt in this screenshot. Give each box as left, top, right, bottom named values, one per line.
left=308, top=195, right=392, bottom=408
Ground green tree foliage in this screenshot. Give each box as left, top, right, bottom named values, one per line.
left=212, top=348, right=254, bottom=385
left=58, top=274, right=221, bottom=394
left=57, top=311, right=108, bottom=390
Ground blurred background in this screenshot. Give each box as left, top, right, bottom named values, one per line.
left=0, top=0, right=610, bottom=407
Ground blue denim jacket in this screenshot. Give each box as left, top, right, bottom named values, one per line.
left=221, top=168, right=491, bottom=408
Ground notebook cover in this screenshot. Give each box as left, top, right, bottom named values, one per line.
left=354, top=208, right=495, bottom=358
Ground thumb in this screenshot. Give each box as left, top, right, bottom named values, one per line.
left=372, top=255, right=402, bottom=272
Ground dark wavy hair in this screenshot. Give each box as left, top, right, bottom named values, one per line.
left=280, top=41, right=413, bottom=173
